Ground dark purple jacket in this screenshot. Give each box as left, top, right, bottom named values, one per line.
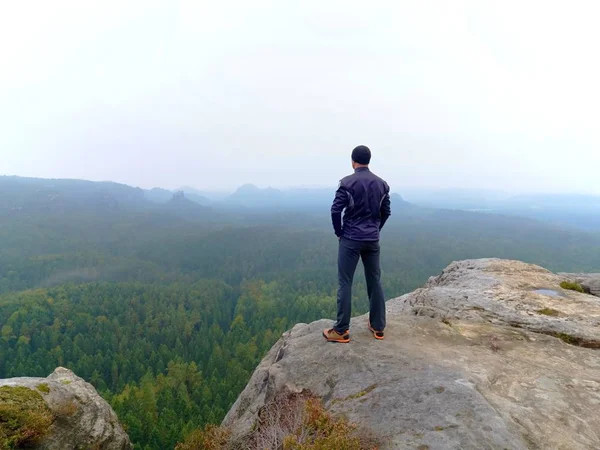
left=331, top=167, right=391, bottom=241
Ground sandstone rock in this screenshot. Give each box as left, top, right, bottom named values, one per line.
left=559, top=272, right=600, bottom=297
left=390, top=259, right=600, bottom=347
left=0, top=367, right=132, bottom=450
left=224, top=259, right=600, bottom=450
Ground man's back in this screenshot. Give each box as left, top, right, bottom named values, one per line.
left=331, top=167, right=391, bottom=242
left=324, top=145, right=390, bottom=343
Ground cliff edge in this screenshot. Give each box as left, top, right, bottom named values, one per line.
left=224, top=258, right=600, bottom=449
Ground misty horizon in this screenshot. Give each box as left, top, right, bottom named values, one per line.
left=2, top=1, right=599, bottom=195
left=4, top=173, right=600, bottom=201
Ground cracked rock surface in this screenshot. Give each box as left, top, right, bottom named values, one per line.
left=224, top=258, right=600, bottom=450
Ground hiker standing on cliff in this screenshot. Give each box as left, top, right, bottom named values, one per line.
left=324, top=145, right=391, bottom=343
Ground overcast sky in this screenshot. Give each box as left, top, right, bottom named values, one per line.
left=1, top=0, right=599, bottom=193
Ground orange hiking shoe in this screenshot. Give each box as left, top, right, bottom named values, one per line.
left=323, top=328, right=350, bottom=343
left=368, top=322, right=385, bottom=340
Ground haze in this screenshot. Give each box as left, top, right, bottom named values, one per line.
left=1, top=0, right=599, bottom=194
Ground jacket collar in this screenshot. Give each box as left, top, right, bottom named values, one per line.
left=354, top=167, right=370, bottom=173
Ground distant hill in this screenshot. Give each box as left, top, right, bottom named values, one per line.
left=0, top=175, right=149, bottom=215
left=146, top=187, right=210, bottom=205
left=184, top=193, right=211, bottom=206
left=0, top=175, right=415, bottom=214
left=162, top=191, right=207, bottom=217
left=400, top=188, right=509, bottom=210
left=167, top=191, right=200, bottom=207
left=390, top=193, right=414, bottom=209
left=6, top=175, right=599, bottom=231
left=145, top=187, right=174, bottom=203
left=399, top=189, right=600, bottom=213
left=223, top=184, right=285, bottom=208
left=222, top=184, right=414, bottom=211
left=504, top=193, right=600, bottom=210
left=178, top=186, right=228, bottom=203
left=400, top=188, right=600, bottom=231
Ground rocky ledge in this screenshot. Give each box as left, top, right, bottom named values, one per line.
left=0, top=367, right=132, bottom=450
left=224, top=258, right=600, bottom=450
left=559, top=272, right=600, bottom=297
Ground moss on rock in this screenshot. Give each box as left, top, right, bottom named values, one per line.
left=537, top=308, right=560, bottom=316
left=0, top=386, right=54, bottom=450
left=560, top=281, right=585, bottom=293
left=36, top=383, right=50, bottom=394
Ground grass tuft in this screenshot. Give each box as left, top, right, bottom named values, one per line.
left=537, top=308, right=560, bottom=316
left=555, top=333, right=579, bottom=345
left=174, top=425, right=230, bottom=450
left=560, top=281, right=584, bottom=293
left=332, top=385, right=378, bottom=405
left=176, top=391, right=379, bottom=450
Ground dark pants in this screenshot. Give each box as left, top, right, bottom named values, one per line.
left=335, top=237, right=386, bottom=333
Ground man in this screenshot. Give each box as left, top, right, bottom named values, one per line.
left=324, top=145, right=391, bottom=343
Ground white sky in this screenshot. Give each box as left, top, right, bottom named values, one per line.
left=1, top=0, right=599, bottom=193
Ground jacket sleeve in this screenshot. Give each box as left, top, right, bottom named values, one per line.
left=379, top=184, right=391, bottom=231
left=331, top=183, right=349, bottom=237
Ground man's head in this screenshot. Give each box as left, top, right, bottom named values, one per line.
left=351, top=145, right=371, bottom=169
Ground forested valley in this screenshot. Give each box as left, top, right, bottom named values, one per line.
left=2, top=176, right=600, bottom=449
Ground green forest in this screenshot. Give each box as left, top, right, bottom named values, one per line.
left=2, top=177, right=600, bottom=449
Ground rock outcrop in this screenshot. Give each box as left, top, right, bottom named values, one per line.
left=0, top=367, right=132, bottom=450
left=224, top=258, right=600, bottom=450
left=559, top=272, right=600, bottom=297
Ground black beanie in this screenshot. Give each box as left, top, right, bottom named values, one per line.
left=351, top=145, right=371, bottom=165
